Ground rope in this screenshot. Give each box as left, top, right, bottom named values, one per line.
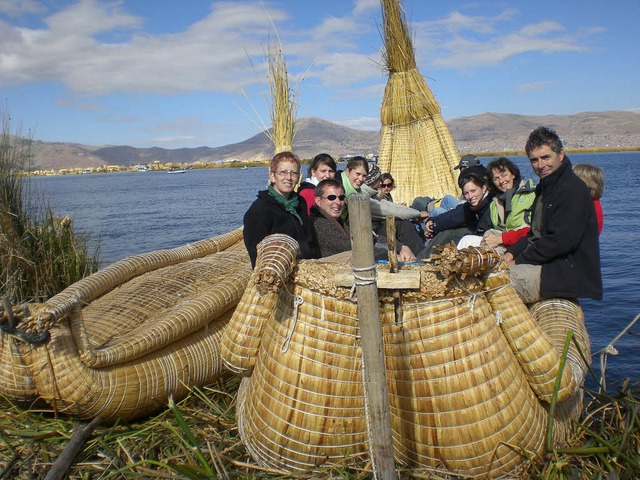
left=281, top=295, right=304, bottom=353
left=349, top=264, right=378, bottom=301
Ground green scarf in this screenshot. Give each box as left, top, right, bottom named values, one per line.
left=340, top=171, right=361, bottom=220
left=268, top=185, right=303, bottom=225
left=341, top=171, right=360, bottom=199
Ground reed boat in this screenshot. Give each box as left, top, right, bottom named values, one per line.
left=220, top=234, right=590, bottom=478
left=0, top=0, right=594, bottom=476
left=0, top=228, right=249, bottom=422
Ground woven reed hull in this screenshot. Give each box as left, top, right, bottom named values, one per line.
left=23, top=310, right=232, bottom=421
left=0, top=335, right=37, bottom=398
left=228, top=252, right=589, bottom=478
left=0, top=230, right=252, bottom=422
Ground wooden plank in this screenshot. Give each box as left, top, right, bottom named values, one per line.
left=334, top=269, right=421, bottom=289
left=347, top=193, right=396, bottom=480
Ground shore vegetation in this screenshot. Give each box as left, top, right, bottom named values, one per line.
left=0, top=109, right=101, bottom=305
left=0, top=372, right=637, bottom=479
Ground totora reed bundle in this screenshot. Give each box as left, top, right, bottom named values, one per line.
left=221, top=235, right=589, bottom=478
left=265, top=38, right=297, bottom=154
left=377, top=0, right=461, bottom=204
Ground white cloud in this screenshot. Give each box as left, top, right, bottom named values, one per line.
left=518, top=81, right=556, bottom=92
left=0, top=1, right=284, bottom=94
left=0, top=0, right=46, bottom=17
left=353, top=0, right=379, bottom=16
left=413, top=9, right=592, bottom=69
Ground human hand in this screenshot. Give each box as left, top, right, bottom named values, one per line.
left=424, top=220, right=434, bottom=235
left=504, top=252, right=516, bottom=266
left=418, top=211, right=430, bottom=221
left=482, top=232, right=502, bottom=249
left=397, top=245, right=416, bottom=262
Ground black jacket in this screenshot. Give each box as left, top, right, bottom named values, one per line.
left=310, top=205, right=351, bottom=257
left=243, top=190, right=319, bottom=268
left=430, top=194, right=492, bottom=235
left=507, top=158, right=602, bottom=300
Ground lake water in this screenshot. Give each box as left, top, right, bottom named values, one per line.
left=32, top=152, right=640, bottom=390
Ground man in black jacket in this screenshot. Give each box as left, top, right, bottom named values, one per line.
left=505, top=127, right=602, bottom=303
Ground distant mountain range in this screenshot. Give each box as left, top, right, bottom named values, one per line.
left=27, top=110, right=640, bottom=170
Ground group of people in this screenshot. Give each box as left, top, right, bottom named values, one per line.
left=243, top=126, right=603, bottom=305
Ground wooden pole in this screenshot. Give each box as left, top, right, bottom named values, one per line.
left=44, top=416, right=102, bottom=480
left=385, top=215, right=397, bottom=273
left=347, top=193, right=396, bottom=480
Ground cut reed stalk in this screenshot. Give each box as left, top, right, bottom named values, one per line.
left=265, top=39, right=296, bottom=155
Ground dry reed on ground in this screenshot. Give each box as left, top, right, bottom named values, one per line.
left=377, top=0, right=461, bottom=204
left=0, top=373, right=638, bottom=479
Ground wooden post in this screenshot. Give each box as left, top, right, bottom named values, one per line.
left=43, top=416, right=102, bottom=480
left=347, top=193, right=396, bottom=480
left=385, top=216, right=403, bottom=323
left=385, top=215, right=397, bottom=273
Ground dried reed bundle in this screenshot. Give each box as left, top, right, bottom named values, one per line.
left=229, top=235, right=588, bottom=477
left=0, top=231, right=251, bottom=421
left=529, top=298, right=591, bottom=442
left=265, top=39, right=296, bottom=154
left=487, top=280, right=577, bottom=402
left=221, top=234, right=300, bottom=375
left=378, top=0, right=461, bottom=204
left=20, top=228, right=243, bottom=332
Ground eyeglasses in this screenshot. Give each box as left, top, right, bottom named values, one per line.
left=273, top=170, right=300, bottom=178
left=323, top=194, right=346, bottom=201
left=380, top=183, right=394, bottom=189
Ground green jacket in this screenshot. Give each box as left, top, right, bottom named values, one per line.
left=490, top=178, right=536, bottom=232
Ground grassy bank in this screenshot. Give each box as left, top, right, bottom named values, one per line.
left=0, top=111, right=101, bottom=304
left=0, top=373, right=637, bottom=479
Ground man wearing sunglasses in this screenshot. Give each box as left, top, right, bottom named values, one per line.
left=310, top=179, right=354, bottom=258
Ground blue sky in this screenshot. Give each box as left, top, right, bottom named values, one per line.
left=1, top=0, right=638, bottom=148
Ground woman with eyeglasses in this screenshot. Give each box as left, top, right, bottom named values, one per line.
left=243, top=151, right=319, bottom=268
left=297, top=153, right=337, bottom=214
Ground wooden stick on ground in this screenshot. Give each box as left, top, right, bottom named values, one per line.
left=43, top=416, right=102, bottom=480
left=348, top=193, right=396, bottom=480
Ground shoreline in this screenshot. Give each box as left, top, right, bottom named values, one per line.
left=26, top=146, right=640, bottom=176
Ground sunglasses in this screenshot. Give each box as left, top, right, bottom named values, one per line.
left=380, top=183, right=394, bottom=188
left=323, top=194, right=346, bottom=201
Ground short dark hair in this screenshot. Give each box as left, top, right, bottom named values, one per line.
left=345, top=156, right=369, bottom=173
left=315, top=178, right=343, bottom=197
left=487, top=157, right=520, bottom=192
left=307, top=153, right=337, bottom=178
left=459, top=171, right=487, bottom=190
left=525, top=126, right=563, bottom=156
left=379, top=172, right=394, bottom=186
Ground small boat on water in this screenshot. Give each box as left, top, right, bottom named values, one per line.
left=241, top=165, right=248, bottom=170
left=136, top=165, right=149, bottom=172
left=167, top=168, right=186, bottom=174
